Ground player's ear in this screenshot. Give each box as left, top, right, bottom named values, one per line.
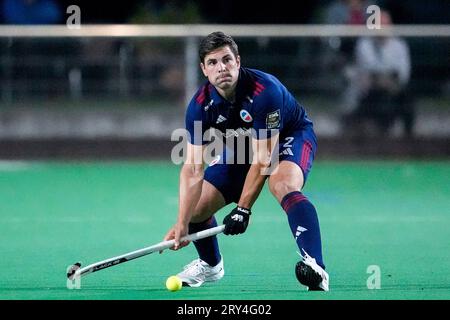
left=236, top=55, right=241, bottom=68
left=200, top=62, right=208, bottom=77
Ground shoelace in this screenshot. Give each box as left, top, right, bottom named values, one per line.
left=297, top=249, right=324, bottom=276
left=183, top=259, right=201, bottom=270
left=183, top=259, right=206, bottom=276
left=296, top=248, right=314, bottom=262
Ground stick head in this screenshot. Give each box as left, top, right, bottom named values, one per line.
left=67, top=262, right=81, bottom=280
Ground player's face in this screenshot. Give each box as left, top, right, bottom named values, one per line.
left=200, top=46, right=240, bottom=93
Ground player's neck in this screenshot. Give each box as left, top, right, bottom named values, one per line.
left=216, top=87, right=236, bottom=103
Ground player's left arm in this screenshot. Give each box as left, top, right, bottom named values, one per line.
left=223, top=84, right=283, bottom=235
left=238, top=134, right=279, bottom=208
left=222, top=134, right=278, bottom=235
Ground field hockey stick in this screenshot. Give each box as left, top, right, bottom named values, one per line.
left=67, top=225, right=225, bottom=280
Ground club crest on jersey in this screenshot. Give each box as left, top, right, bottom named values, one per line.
left=240, top=109, right=253, bottom=122
left=266, top=109, right=281, bottom=129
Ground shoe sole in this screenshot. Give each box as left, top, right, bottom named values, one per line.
left=181, top=269, right=224, bottom=288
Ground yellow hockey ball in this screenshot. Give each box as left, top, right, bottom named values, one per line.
left=166, top=275, right=182, bottom=292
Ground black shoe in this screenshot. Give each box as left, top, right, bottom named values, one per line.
left=295, top=251, right=329, bottom=291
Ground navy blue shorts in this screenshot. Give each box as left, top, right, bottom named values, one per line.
left=278, top=126, right=317, bottom=180
left=204, top=127, right=317, bottom=204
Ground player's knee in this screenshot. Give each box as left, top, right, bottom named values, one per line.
left=269, top=179, right=298, bottom=203
left=190, top=206, right=213, bottom=223
left=191, top=200, right=219, bottom=223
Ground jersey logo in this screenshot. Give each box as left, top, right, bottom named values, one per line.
left=295, top=226, right=308, bottom=240
left=204, top=99, right=214, bottom=111
left=266, top=109, right=281, bottom=129
left=223, top=127, right=252, bottom=138
left=280, top=148, right=293, bottom=156
left=231, top=214, right=244, bottom=222
left=209, top=155, right=221, bottom=167
left=240, top=110, right=253, bottom=122
left=216, top=115, right=227, bottom=124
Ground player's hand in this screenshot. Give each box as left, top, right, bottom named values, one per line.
left=223, top=206, right=251, bottom=235
left=161, top=223, right=190, bottom=253
left=173, top=222, right=190, bottom=250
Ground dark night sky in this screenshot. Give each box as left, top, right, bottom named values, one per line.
left=56, top=0, right=319, bottom=24
left=3, top=0, right=449, bottom=24
left=59, top=0, right=450, bottom=24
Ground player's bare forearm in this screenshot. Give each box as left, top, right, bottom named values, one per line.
left=165, top=141, right=205, bottom=249
left=162, top=163, right=203, bottom=250
left=178, top=163, right=204, bottom=226
left=238, top=162, right=268, bottom=209
left=238, top=136, right=277, bottom=209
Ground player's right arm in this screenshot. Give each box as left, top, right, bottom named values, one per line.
left=163, top=142, right=205, bottom=250
left=174, top=142, right=205, bottom=249
left=163, top=87, right=208, bottom=250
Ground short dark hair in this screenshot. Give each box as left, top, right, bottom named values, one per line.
left=199, top=31, right=239, bottom=63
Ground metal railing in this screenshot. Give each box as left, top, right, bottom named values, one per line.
left=0, top=24, right=449, bottom=107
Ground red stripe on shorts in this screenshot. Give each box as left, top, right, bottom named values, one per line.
left=300, top=141, right=312, bottom=172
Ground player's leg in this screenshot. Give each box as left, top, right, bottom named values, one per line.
left=268, top=131, right=328, bottom=290
left=269, top=161, right=324, bottom=267
left=178, top=162, right=249, bottom=287
left=177, top=179, right=226, bottom=287
left=190, top=161, right=249, bottom=263
left=188, top=179, right=226, bottom=267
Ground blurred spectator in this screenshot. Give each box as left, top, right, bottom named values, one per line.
left=322, top=0, right=371, bottom=65
left=127, top=0, right=204, bottom=103
left=342, top=10, right=414, bottom=137
left=324, top=0, right=369, bottom=25
left=1, top=0, right=63, bottom=24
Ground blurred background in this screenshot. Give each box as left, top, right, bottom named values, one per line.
left=0, top=0, right=449, bottom=159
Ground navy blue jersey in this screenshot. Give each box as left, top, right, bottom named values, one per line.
left=185, top=67, right=314, bottom=146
